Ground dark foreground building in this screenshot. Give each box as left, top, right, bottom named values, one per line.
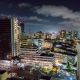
left=0, top=17, right=21, bottom=59
left=0, top=18, right=12, bottom=59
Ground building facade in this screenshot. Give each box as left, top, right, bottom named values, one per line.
left=11, top=17, right=21, bottom=56
left=0, top=17, right=21, bottom=59
left=0, top=18, right=12, bottom=59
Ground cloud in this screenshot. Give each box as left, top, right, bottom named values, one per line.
left=18, top=16, right=43, bottom=22
left=35, top=5, right=80, bottom=20
left=58, top=20, right=80, bottom=31
left=18, top=2, right=31, bottom=8
left=27, top=16, right=49, bottom=22
left=18, top=16, right=49, bottom=22
left=59, top=20, right=80, bottom=27
left=35, top=5, right=80, bottom=31
left=0, top=14, right=12, bottom=18
left=0, top=14, right=45, bottom=22
left=28, top=16, right=43, bottom=21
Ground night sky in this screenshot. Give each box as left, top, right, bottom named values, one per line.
left=0, top=0, right=80, bottom=33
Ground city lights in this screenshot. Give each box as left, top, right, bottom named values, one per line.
left=0, top=0, right=80, bottom=79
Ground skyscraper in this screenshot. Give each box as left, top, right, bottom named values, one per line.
left=0, top=18, right=12, bottom=59
left=73, top=31, right=78, bottom=39
left=60, top=30, right=66, bottom=39
left=0, top=17, right=21, bottom=59
left=11, top=17, right=21, bottom=56
left=20, top=22, right=24, bottom=34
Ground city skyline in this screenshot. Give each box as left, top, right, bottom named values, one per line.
left=0, top=0, right=80, bottom=32
left=0, top=1, right=79, bottom=79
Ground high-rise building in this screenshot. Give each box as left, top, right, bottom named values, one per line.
left=0, top=18, right=12, bottom=59
left=60, top=30, right=66, bottom=39
left=66, top=31, right=72, bottom=40
left=73, top=31, right=78, bottom=39
left=20, top=22, right=24, bottom=34
left=11, top=17, right=21, bottom=56
left=0, top=17, right=21, bottom=59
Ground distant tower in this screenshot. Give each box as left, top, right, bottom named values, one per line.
left=20, top=22, right=24, bottom=34
left=66, top=31, right=73, bottom=40
left=73, top=31, right=78, bottom=39
left=60, top=30, right=66, bottom=39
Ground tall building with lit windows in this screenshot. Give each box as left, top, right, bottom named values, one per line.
left=11, top=17, right=21, bottom=56
left=0, top=17, right=21, bottom=59
left=60, top=30, right=66, bottom=39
